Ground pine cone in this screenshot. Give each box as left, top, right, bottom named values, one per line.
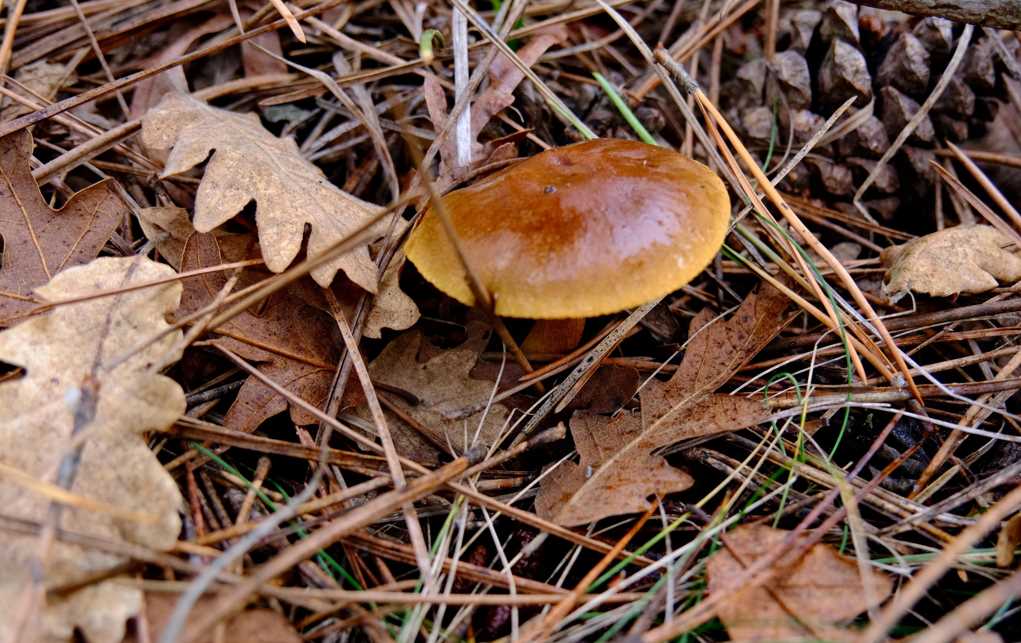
left=722, top=0, right=1019, bottom=219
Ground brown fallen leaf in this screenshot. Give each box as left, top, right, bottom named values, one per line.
left=641, top=283, right=793, bottom=433
left=534, top=411, right=694, bottom=526
left=472, top=27, right=566, bottom=143
left=0, top=130, right=124, bottom=322
left=707, top=524, right=892, bottom=642
left=0, top=256, right=186, bottom=643
left=134, top=593, right=301, bottom=643
left=141, top=92, right=389, bottom=291
left=180, top=231, right=340, bottom=432
left=361, top=329, right=509, bottom=464
left=882, top=225, right=1021, bottom=302
left=536, top=284, right=789, bottom=526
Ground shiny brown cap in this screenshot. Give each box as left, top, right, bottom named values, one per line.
left=405, top=138, right=730, bottom=318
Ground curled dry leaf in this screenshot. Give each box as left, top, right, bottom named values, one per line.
left=0, top=257, right=185, bottom=643
left=707, top=525, right=893, bottom=642
left=364, top=252, right=420, bottom=339
left=141, top=92, right=388, bottom=291
left=536, top=284, right=789, bottom=526
left=882, top=225, right=1021, bottom=302
left=360, top=329, right=509, bottom=465
left=0, top=130, right=124, bottom=322
left=137, top=205, right=193, bottom=270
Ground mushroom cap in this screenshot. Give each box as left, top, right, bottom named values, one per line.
left=405, top=138, right=731, bottom=318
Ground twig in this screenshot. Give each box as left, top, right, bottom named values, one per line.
left=451, top=5, right=472, bottom=171
left=848, top=0, right=1021, bottom=30
left=325, top=293, right=433, bottom=579
left=0, top=0, right=27, bottom=76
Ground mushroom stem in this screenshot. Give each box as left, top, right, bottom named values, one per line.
left=522, top=319, right=586, bottom=356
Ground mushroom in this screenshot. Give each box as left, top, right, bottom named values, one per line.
left=405, top=138, right=731, bottom=319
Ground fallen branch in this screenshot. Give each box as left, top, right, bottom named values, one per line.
left=848, top=0, right=1021, bottom=30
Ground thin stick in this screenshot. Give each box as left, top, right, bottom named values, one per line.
left=269, top=0, right=305, bottom=41
left=947, top=141, right=1021, bottom=235
left=847, top=0, right=1021, bottom=30
left=527, top=501, right=657, bottom=641
left=396, top=102, right=541, bottom=387
left=911, top=567, right=1021, bottom=643
left=451, top=5, right=472, bottom=170
left=853, top=25, right=973, bottom=205
left=764, top=0, right=779, bottom=60
left=69, top=0, right=129, bottom=118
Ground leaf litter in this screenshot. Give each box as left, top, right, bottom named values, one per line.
left=356, top=327, right=510, bottom=465
left=6, top=3, right=1021, bottom=641
left=178, top=229, right=417, bottom=435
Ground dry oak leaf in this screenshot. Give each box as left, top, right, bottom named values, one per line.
left=534, top=395, right=769, bottom=526
left=534, top=411, right=694, bottom=526
left=180, top=231, right=340, bottom=433
left=536, top=284, right=788, bottom=526
left=141, top=92, right=386, bottom=291
left=0, top=129, right=124, bottom=322
left=641, top=282, right=793, bottom=429
left=882, top=225, right=1021, bottom=302
left=0, top=256, right=186, bottom=643
left=361, top=329, right=509, bottom=465
left=707, top=525, right=893, bottom=642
